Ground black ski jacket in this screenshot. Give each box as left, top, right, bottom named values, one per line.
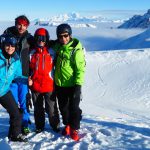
left=3, top=26, right=34, bottom=77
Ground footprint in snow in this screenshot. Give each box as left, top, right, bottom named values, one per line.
left=99, top=129, right=111, bottom=136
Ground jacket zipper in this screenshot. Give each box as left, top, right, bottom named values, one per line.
left=43, top=54, right=45, bottom=70
left=36, top=55, right=39, bottom=70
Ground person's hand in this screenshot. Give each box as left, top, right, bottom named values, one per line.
left=28, top=76, right=33, bottom=86
left=26, top=92, right=32, bottom=109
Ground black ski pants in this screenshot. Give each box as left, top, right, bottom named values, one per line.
left=56, top=86, right=82, bottom=130
left=32, top=92, right=60, bottom=130
left=0, top=91, right=22, bottom=138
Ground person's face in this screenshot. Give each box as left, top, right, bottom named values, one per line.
left=16, top=24, right=28, bottom=35
left=4, top=45, right=15, bottom=55
left=37, top=41, right=46, bottom=47
left=58, top=33, right=71, bottom=45
left=36, top=35, right=46, bottom=47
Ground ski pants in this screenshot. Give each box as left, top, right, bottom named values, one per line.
left=10, top=82, right=30, bottom=128
left=0, top=91, right=22, bottom=138
left=32, top=92, right=60, bottom=130
left=56, top=86, right=82, bottom=130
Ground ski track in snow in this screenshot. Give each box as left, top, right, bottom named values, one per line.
left=1, top=50, right=150, bottom=149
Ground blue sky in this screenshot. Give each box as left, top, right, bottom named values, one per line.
left=0, top=0, right=150, bottom=21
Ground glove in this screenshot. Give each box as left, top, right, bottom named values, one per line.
left=73, top=85, right=81, bottom=100
left=26, top=92, right=32, bottom=110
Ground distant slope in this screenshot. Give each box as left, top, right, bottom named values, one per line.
left=118, top=9, right=150, bottom=29
left=115, top=28, right=150, bottom=49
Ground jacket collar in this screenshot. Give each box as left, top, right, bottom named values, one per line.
left=35, top=46, right=48, bottom=54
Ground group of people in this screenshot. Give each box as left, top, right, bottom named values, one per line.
left=0, top=15, right=86, bottom=142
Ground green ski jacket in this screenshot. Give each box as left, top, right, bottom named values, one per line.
left=54, top=38, right=86, bottom=87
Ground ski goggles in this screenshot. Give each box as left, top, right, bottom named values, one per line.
left=36, top=35, right=47, bottom=42
left=58, top=33, right=69, bottom=39
left=4, top=37, right=17, bottom=47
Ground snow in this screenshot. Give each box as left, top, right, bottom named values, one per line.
left=1, top=12, right=150, bottom=149
left=118, top=9, right=150, bottom=29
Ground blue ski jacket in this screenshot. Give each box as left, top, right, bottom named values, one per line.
left=0, top=49, right=26, bottom=97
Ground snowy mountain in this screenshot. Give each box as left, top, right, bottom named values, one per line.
left=115, top=28, right=150, bottom=49
left=1, top=49, right=150, bottom=149
left=118, top=9, right=150, bottom=29
left=33, top=12, right=124, bottom=28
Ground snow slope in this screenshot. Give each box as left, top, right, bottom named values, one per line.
left=115, top=28, right=150, bottom=50
left=1, top=49, right=150, bottom=149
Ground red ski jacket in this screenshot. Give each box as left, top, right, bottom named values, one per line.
left=29, top=46, right=55, bottom=93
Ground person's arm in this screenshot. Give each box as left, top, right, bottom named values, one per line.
left=27, top=34, right=35, bottom=50
left=74, top=48, right=86, bottom=85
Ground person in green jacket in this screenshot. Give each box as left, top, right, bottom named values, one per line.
left=54, top=23, right=86, bottom=141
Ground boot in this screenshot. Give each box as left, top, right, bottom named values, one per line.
left=35, top=128, right=44, bottom=134
left=22, top=127, right=30, bottom=135
left=62, top=125, right=70, bottom=136
left=10, top=134, right=28, bottom=142
left=51, top=122, right=60, bottom=133
left=70, top=128, right=79, bottom=141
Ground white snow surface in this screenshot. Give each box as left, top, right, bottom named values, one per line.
left=0, top=19, right=150, bottom=149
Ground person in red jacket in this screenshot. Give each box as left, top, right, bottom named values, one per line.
left=29, top=28, right=60, bottom=133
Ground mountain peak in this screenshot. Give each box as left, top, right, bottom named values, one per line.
left=147, top=9, right=150, bottom=14
left=118, top=9, right=150, bottom=29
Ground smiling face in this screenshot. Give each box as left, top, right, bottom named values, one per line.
left=58, top=33, right=71, bottom=45
left=4, top=45, right=16, bottom=55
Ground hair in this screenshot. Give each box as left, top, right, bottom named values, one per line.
left=15, top=15, right=30, bottom=26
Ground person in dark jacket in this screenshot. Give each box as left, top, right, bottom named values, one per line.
left=53, top=24, right=86, bottom=141
left=3, top=15, right=34, bottom=135
left=29, top=28, right=60, bottom=133
left=0, top=35, right=27, bottom=142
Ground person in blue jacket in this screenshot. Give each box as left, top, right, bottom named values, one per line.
left=0, top=35, right=27, bottom=142
left=3, top=15, right=34, bottom=135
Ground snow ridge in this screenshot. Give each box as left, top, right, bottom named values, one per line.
left=118, top=9, right=150, bottom=29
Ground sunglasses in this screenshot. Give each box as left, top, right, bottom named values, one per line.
left=58, top=34, right=69, bottom=39
left=4, top=37, right=17, bottom=47
left=36, top=36, right=47, bottom=42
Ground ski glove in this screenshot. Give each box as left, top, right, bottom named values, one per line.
left=73, top=85, right=82, bottom=100
left=26, top=92, right=32, bottom=110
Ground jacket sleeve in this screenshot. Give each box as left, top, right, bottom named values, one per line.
left=74, top=48, right=86, bottom=85
left=27, top=34, right=34, bottom=49
left=14, top=60, right=28, bottom=84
